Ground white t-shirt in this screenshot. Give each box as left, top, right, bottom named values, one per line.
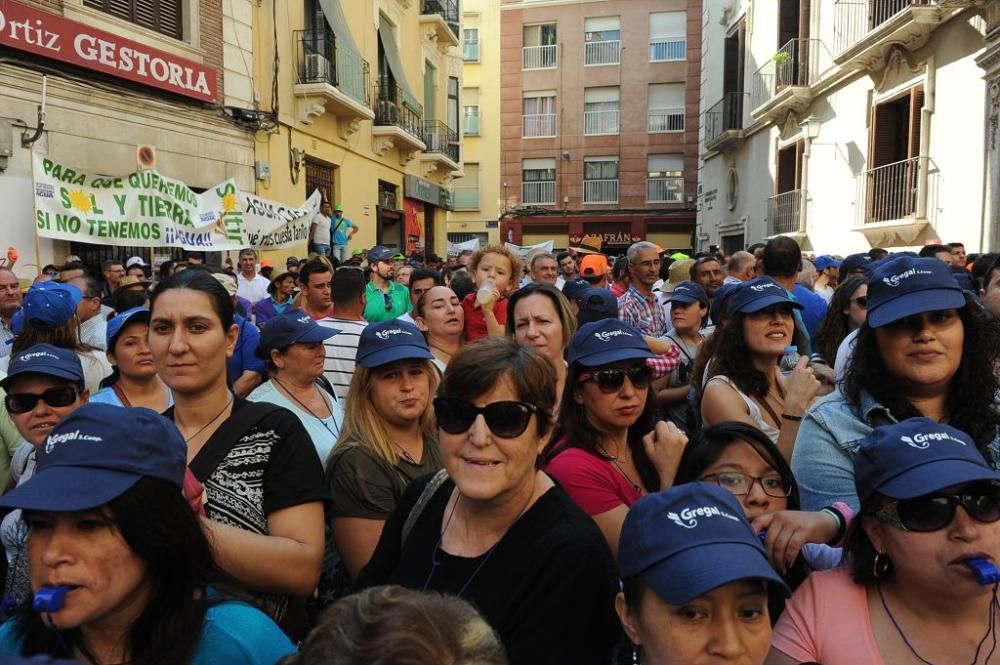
left=237, top=272, right=271, bottom=304
left=311, top=212, right=332, bottom=246
left=317, top=316, right=367, bottom=400
left=815, top=283, right=835, bottom=303
left=834, top=328, right=859, bottom=383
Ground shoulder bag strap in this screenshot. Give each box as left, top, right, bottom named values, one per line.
left=401, top=469, right=450, bottom=546
left=188, top=401, right=284, bottom=483
left=111, top=383, right=133, bottom=408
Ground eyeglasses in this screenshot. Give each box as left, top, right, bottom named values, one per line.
left=577, top=365, right=653, bottom=393
left=5, top=386, right=79, bottom=414
left=849, top=296, right=868, bottom=309
left=873, top=488, right=1000, bottom=532
left=433, top=396, right=543, bottom=439
left=701, top=472, right=793, bottom=499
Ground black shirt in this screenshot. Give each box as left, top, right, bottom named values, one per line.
left=356, top=474, right=620, bottom=665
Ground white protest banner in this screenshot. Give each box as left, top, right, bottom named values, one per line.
left=504, top=240, right=553, bottom=259
left=447, top=237, right=480, bottom=257
left=32, top=155, right=317, bottom=250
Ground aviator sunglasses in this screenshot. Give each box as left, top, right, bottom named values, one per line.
left=873, top=486, right=1000, bottom=532
left=433, top=396, right=543, bottom=438
left=577, top=365, right=653, bottom=394
left=5, top=386, right=79, bottom=414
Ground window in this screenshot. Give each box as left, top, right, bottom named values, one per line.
left=522, top=158, right=556, bottom=205
left=769, top=142, right=804, bottom=234
left=864, top=87, right=925, bottom=223
left=584, top=87, right=620, bottom=136
left=454, top=163, right=480, bottom=210
left=463, top=28, right=480, bottom=61
left=448, top=77, right=460, bottom=134
left=647, top=154, right=684, bottom=203
left=523, top=91, right=556, bottom=138
left=584, top=17, right=621, bottom=66
left=306, top=159, right=335, bottom=209
left=83, top=0, right=182, bottom=39
left=650, top=12, right=687, bottom=61
left=523, top=23, right=557, bottom=69
left=463, top=88, right=480, bottom=135
left=649, top=83, right=685, bottom=132
left=583, top=157, right=619, bottom=204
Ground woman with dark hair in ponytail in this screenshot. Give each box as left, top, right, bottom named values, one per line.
left=90, top=307, right=171, bottom=411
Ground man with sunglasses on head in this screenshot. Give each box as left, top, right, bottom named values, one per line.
left=363, top=246, right=411, bottom=324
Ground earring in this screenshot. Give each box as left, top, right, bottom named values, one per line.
left=632, top=645, right=639, bottom=664
left=873, top=551, right=890, bottom=579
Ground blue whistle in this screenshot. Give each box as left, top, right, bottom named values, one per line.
left=758, top=529, right=768, bottom=543
left=32, top=586, right=71, bottom=613
left=964, top=558, right=1000, bottom=585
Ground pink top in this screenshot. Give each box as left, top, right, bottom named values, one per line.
left=771, top=568, right=884, bottom=665
left=461, top=292, right=508, bottom=341
left=544, top=447, right=642, bottom=516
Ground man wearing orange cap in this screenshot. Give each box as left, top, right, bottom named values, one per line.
left=579, top=254, right=610, bottom=288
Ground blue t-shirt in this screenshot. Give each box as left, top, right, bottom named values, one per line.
left=90, top=386, right=174, bottom=409
left=332, top=215, right=354, bottom=246
left=0, top=600, right=296, bottom=664
left=227, top=314, right=265, bottom=385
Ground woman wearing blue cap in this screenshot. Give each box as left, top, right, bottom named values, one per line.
left=769, top=418, right=1000, bottom=665
left=655, top=281, right=710, bottom=433
left=0, top=404, right=295, bottom=664
left=791, top=256, right=1000, bottom=512
left=89, top=308, right=172, bottom=411
left=616, top=482, right=789, bottom=665
left=701, top=277, right=821, bottom=459
left=809, top=275, right=867, bottom=368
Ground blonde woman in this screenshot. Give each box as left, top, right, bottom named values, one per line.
left=326, top=320, right=441, bottom=578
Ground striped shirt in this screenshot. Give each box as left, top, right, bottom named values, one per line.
left=618, top=286, right=668, bottom=337
left=317, top=316, right=367, bottom=400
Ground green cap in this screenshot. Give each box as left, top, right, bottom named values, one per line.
left=392, top=254, right=406, bottom=261
left=351, top=248, right=364, bottom=257
left=334, top=203, right=344, bottom=212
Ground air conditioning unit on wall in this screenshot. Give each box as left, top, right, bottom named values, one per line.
left=304, top=53, right=331, bottom=82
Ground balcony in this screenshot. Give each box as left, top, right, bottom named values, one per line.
left=767, top=190, right=804, bottom=236
left=650, top=36, right=686, bottom=62
left=647, top=177, right=684, bottom=203
left=854, top=157, right=938, bottom=240
left=463, top=38, right=480, bottom=62
left=463, top=109, right=480, bottom=135
left=523, top=44, right=557, bottom=70
left=584, top=179, right=619, bottom=204
left=522, top=181, right=556, bottom=205
left=833, top=0, right=961, bottom=71
left=420, top=120, right=461, bottom=174
left=523, top=113, right=556, bottom=138
left=649, top=107, right=685, bottom=133
left=292, top=29, right=374, bottom=134
left=585, top=39, right=621, bottom=66
left=750, top=39, right=829, bottom=124
left=704, top=92, right=747, bottom=153
left=453, top=186, right=480, bottom=210
left=584, top=109, right=620, bottom=136
left=420, top=0, right=460, bottom=49
left=372, top=80, right=426, bottom=161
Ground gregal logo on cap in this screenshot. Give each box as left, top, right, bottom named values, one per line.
left=18, top=351, right=60, bottom=362
left=900, top=431, right=967, bottom=450
left=595, top=329, right=633, bottom=342
left=883, top=267, right=933, bottom=288
left=45, top=429, right=103, bottom=454
left=749, top=283, right=776, bottom=293
left=297, top=316, right=310, bottom=324
left=667, top=505, right=741, bottom=529
left=375, top=328, right=412, bottom=341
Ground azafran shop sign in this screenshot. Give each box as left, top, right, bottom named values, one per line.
left=0, top=1, right=217, bottom=103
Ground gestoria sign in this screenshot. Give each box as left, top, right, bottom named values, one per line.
left=0, top=1, right=217, bottom=102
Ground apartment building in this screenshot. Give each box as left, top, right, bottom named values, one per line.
left=498, top=0, right=702, bottom=256
left=254, top=0, right=464, bottom=260
left=698, top=0, right=999, bottom=255
left=447, top=0, right=503, bottom=247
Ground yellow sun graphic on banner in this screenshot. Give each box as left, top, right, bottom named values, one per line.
left=214, top=192, right=239, bottom=236
left=68, top=190, right=92, bottom=214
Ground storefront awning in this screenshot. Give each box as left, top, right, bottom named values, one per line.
left=378, top=15, right=422, bottom=114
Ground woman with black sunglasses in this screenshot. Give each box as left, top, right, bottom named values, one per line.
left=792, top=256, right=1000, bottom=512
left=543, top=319, right=687, bottom=559
left=810, top=276, right=868, bottom=368
left=768, top=418, right=1000, bottom=665
left=356, top=337, right=620, bottom=665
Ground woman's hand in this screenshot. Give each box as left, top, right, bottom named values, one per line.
left=642, top=421, right=688, bottom=490
left=752, top=510, right=839, bottom=573
left=776, top=357, right=821, bottom=415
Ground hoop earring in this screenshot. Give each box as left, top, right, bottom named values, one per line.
left=873, top=551, right=890, bottom=579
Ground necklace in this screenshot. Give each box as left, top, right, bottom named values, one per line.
left=273, top=376, right=338, bottom=439
left=599, top=444, right=642, bottom=492
left=178, top=394, right=233, bottom=444
left=392, top=441, right=418, bottom=464
left=428, top=342, right=456, bottom=360
left=877, top=581, right=999, bottom=665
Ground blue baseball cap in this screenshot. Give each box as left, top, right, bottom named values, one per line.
left=866, top=256, right=966, bottom=328
left=566, top=320, right=654, bottom=367
left=854, top=418, right=1000, bottom=506
left=668, top=281, right=709, bottom=305
left=727, top=277, right=803, bottom=315
left=106, top=307, right=149, bottom=352
left=356, top=320, right=434, bottom=368
left=839, top=253, right=872, bottom=279
left=256, top=310, right=341, bottom=359
left=576, top=288, right=618, bottom=326
left=619, top=482, right=789, bottom=605
left=0, top=404, right=187, bottom=512
left=368, top=246, right=395, bottom=264
left=561, top=279, right=591, bottom=302
left=814, top=255, right=842, bottom=272
left=0, top=344, right=84, bottom=390
left=709, top=282, right=738, bottom=325
left=22, top=282, right=82, bottom=330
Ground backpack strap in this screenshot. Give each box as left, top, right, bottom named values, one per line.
left=401, top=469, right=450, bottom=546
left=188, top=400, right=285, bottom=483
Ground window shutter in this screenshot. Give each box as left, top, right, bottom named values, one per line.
left=585, top=16, right=621, bottom=33
left=650, top=12, right=685, bottom=38
left=648, top=154, right=683, bottom=175
left=584, top=87, right=620, bottom=104
left=909, top=88, right=925, bottom=159
left=84, top=0, right=182, bottom=39
left=649, top=83, right=684, bottom=108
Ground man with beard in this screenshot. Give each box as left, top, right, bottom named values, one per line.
left=363, top=246, right=411, bottom=322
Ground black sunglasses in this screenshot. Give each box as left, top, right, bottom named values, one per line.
left=5, top=386, right=79, bottom=414
left=873, top=487, right=1000, bottom=532
left=383, top=292, right=393, bottom=312
left=433, top=396, right=542, bottom=439
left=577, top=365, right=653, bottom=394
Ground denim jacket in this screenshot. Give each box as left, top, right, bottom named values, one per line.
left=791, top=388, right=1000, bottom=513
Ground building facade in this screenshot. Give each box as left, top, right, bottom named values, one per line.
left=698, top=0, right=996, bottom=255
left=0, top=0, right=256, bottom=271
left=254, top=0, right=464, bottom=263
left=498, top=0, right=702, bottom=256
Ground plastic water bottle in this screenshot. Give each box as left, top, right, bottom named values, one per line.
left=476, top=279, right=496, bottom=306
left=779, top=346, right=800, bottom=375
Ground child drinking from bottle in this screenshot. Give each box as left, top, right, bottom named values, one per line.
left=461, top=245, right=522, bottom=341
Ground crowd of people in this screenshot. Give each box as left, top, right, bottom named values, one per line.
left=0, top=234, right=997, bottom=664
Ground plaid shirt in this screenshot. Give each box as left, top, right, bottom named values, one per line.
left=618, top=286, right=668, bottom=337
